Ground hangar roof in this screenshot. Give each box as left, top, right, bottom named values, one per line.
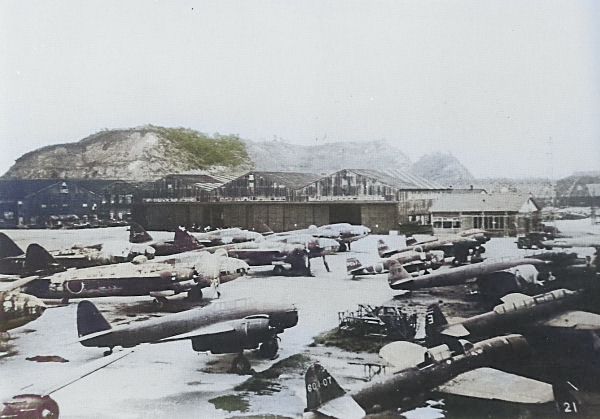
left=430, top=193, right=540, bottom=213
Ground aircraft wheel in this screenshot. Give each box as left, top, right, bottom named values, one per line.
left=338, top=243, right=347, bottom=252
left=152, top=297, right=167, bottom=308
left=39, top=398, right=59, bottom=419
left=273, top=265, right=284, bottom=275
left=230, top=354, right=252, bottom=375
left=259, top=337, right=279, bottom=359
left=187, top=286, right=203, bottom=301
left=103, top=347, right=113, bottom=357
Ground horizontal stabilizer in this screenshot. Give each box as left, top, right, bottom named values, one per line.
left=379, top=341, right=427, bottom=371
left=543, top=310, right=600, bottom=330
left=314, top=395, right=365, bottom=419
left=437, top=367, right=554, bottom=404
left=500, top=292, right=532, bottom=305
left=440, top=323, right=471, bottom=338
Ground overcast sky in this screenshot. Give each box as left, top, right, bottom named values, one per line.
left=1, top=0, right=599, bottom=179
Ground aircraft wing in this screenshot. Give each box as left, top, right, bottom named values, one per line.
left=0, top=275, right=40, bottom=292
left=158, top=321, right=236, bottom=342
left=437, top=367, right=554, bottom=404
left=541, top=310, right=600, bottom=330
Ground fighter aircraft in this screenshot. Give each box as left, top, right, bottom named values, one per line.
left=77, top=297, right=298, bottom=373
left=265, top=223, right=370, bottom=251
left=303, top=334, right=555, bottom=419
left=346, top=246, right=443, bottom=279
left=378, top=232, right=484, bottom=265
left=17, top=245, right=249, bottom=304
left=189, top=227, right=264, bottom=247
left=0, top=276, right=47, bottom=333
left=387, top=256, right=547, bottom=297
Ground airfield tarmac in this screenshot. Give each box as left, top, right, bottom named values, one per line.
left=1, top=221, right=598, bottom=419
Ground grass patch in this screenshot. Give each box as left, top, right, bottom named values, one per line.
left=312, top=328, right=388, bottom=353
left=155, top=126, right=249, bottom=170
left=208, top=394, right=250, bottom=412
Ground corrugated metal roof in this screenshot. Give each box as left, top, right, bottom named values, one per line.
left=349, top=169, right=446, bottom=190
left=249, top=171, right=324, bottom=190
left=430, top=193, right=540, bottom=213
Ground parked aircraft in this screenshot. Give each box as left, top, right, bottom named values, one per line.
left=424, top=288, right=600, bottom=343
left=542, top=235, right=600, bottom=250
left=346, top=246, right=443, bottom=279
left=0, top=226, right=206, bottom=274
left=387, top=256, right=547, bottom=297
left=18, top=245, right=249, bottom=304
left=265, top=223, right=370, bottom=251
left=303, top=334, right=554, bottom=419
left=0, top=276, right=46, bottom=333
left=379, top=233, right=484, bottom=265
left=77, top=297, right=298, bottom=373
left=189, top=227, right=263, bottom=246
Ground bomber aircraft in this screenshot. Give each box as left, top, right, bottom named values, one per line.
left=303, top=334, right=555, bottom=419
left=0, top=276, right=46, bottom=333
left=379, top=231, right=486, bottom=265
left=387, top=255, right=547, bottom=299
left=76, top=297, right=298, bottom=374
left=17, top=244, right=249, bottom=304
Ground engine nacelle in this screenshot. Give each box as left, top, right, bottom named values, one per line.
left=191, top=316, right=271, bottom=354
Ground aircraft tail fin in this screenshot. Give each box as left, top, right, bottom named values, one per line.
left=174, top=227, right=204, bottom=252
left=553, top=381, right=582, bottom=416
left=377, top=239, right=390, bottom=257
left=346, top=257, right=362, bottom=274
left=425, top=304, right=448, bottom=337
left=24, top=244, right=64, bottom=275
left=387, top=260, right=413, bottom=289
left=129, top=222, right=153, bottom=244
left=304, top=363, right=364, bottom=419
left=77, top=300, right=111, bottom=337
left=0, top=232, right=24, bottom=258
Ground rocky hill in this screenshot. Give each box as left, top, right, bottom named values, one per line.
left=2, top=126, right=253, bottom=181
left=244, top=139, right=412, bottom=173
left=410, top=152, right=475, bottom=188
left=2, top=127, right=475, bottom=186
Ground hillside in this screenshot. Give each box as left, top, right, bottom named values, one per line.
left=244, top=139, right=412, bottom=173
left=1, top=126, right=253, bottom=181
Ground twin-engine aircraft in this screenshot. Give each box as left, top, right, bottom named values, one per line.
left=0, top=276, right=46, bottom=333
left=303, top=334, right=555, bottom=419
left=77, top=297, right=298, bottom=373
left=8, top=242, right=249, bottom=304
left=387, top=255, right=547, bottom=299
left=0, top=224, right=206, bottom=274
left=379, top=229, right=488, bottom=265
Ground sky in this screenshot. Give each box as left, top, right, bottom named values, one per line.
left=1, top=0, right=599, bottom=179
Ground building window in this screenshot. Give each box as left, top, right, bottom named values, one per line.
left=433, top=217, right=461, bottom=229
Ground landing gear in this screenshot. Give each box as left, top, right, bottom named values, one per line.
left=338, top=242, right=347, bottom=252
left=39, top=398, right=59, bottom=419
left=258, top=336, right=279, bottom=359
left=152, top=296, right=168, bottom=308
left=273, top=264, right=284, bottom=275
left=229, top=353, right=252, bottom=375
left=187, top=286, right=203, bottom=301
left=103, top=347, right=114, bottom=356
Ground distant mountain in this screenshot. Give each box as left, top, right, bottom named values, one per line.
left=410, top=152, right=475, bottom=187
left=244, top=139, right=412, bottom=174
left=1, top=126, right=252, bottom=181
left=1, top=128, right=482, bottom=188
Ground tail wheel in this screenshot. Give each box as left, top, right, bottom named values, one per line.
left=187, top=286, right=203, bottom=301
left=273, top=265, right=284, bottom=275
left=259, top=337, right=279, bottom=359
